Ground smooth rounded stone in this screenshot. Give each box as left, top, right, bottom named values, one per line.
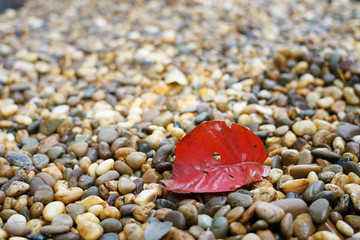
left=336, top=220, right=354, bottom=237
left=33, top=154, right=49, bottom=169
left=226, top=206, right=244, bottom=223
left=198, top=230, right=216, bottom=240
left=42, top=201, right=65, bottom=221
left=96, top=159, right=114, bottom=176
left=280, top=213, right=293, bottom=238
left=40, top=225, right=70, bottom=235
left=135, top=190, right=157, bottom=205
left=255, top=202, right=285, bottom=224
left=178, top=204, right=198, bottom=227
left=308, top=198, right=330, bottom=224
left=25, top=234, right=48, bottom=240
left=311, top=149, right=340, bottom=161
left=227, top=192, right=253, bottom=208
left=55, top=187, right=84, bottom=204
left=29, top=177, right=46, bottom=195
left=98, top=128, right=119, bottom=144
left=345, top=215, right=360, bottom=232
left=100, top=218, right=123, bottom=233
left=47, top=146, right=65, bottom=160
left=99, top=232, right=119, bottom=240
left=344, top=161, right=360, bottom=177
left=7, top=214, right=26, bottom=224
left=205, top=196, right=227, bottom=213
left=155, top=199, right=176, bottom=210
left=336, top=124, right=360, bottom=141
left=144, top=221, right=172, bottom=240
left=345, top=142, right=360, bottom=155
left=65, top=203, right=85, bottom=221
left=279, top=179, right=309, bottom=194
left=318, top=171, right=336, bottom=183
left=302, top=180, right=325, bottom=203
left=290, top=164, right=321, bottom=179
left=313, top=130, right=331, bottom=147
left=51, top=214, right=73, bottom=227
left=6, top=181, right=30, bottom=197
left=314, top=191, right=337, bottom=207
left=335, top=194, right=350, bottom=214
left=77, top=220, right=103, bottom=240
left=6, top=151, right=32, bottom=167
left=36, top=172, right=56, bottom=187
left=281, top=149, right=300, bottom=165
left=213, top=205, right=231, bottom=220
left=293, top=213, right=315, bottom=240
left=241, top=233, right=261, bottom=240
left=4, top=223, right=31, bottom=236
left=163, top=211, right=186, bottom=230
left=248, top=220, right=268, bottom=232
left=33, top=185, right=54, bottom=204
left=118, top=177, right=136, bottom=195
left=126, top=152, right=146, bottom=170
left=124, top=223, right=144, bottom=240
left=314, top=231, right=341, bottom=240
left=210, top=216, right=229, bottom=239
left=152, top=143, right=174, bottom=168
left=194, top=112, right=210, bottom=125
left=78, top=175, right=95, bottom=190
left=335, top=157, right=352, bottom=168
left=120, top=204, right=138, bottom=217
left=271, top=199, right=308, bottom=218
left=292, top=120, right=317, bottom=136
left=114, top=161, right=133, bottom=175
left=40, top=119, right=63, bottom=135
left=96, top=170, right=119, bottom=186
left=198, top=214, right=213, bottom=229
left=322, top=165, right=343, bottom=174
left=69, top=142, right=88, bottom=158
left=81, top=186, right=99, bottom=200
left=189, top=225, right=206, bottom=239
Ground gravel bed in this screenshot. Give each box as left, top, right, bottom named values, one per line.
left=1, top=0, right=360, bottom=239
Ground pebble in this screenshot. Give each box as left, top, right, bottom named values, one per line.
left=33, top=154, right=49, bottom=169
left=293, top=213, right=316, bottom=240
left=99, top=232, right=119, bottom=240
left=280, top=213, right=293, bottom=238
left=210, top=217, right=228, bottom=239
left=302, top=180, right=325, bottom=203
left=271, top=199, right=308, bottom=218
left=144, top=221, right=172, bottom=240
left=308, top=198, right=330, bottom=224
left=40, top=225, right=70, bottom=235
left=163, top=211, right=186, bottom=229
left=7, top=214, right=26, bottom=224
left=311, top=149, right=340, bottom=161
left=336, top=220, right=354, bottom=237
left=336, top=124, right=360, bottom=141
left=292, top=120, right=317, bottom=136
left=53, top=232, right=81, bottom=240
left=135, top=190, right=157, bottom=205
left=98, top=128, right=119, bottom=144
left=51, top=214, right=73, bottom=227
left=77, top=220, right=103, bottom=240
left=198, top=214, right=213, bottom=229
left=4, top=223, right=31, bottom=236
left=178, top=204, right=198, bottom=227
left=6, top=151, right=32, bottom=167
left=255, top=202, right=285, bottom=224
left=54, top=187, right=83, bottom=204
left=123, top=223, right=144, bottom=240
left=100, top=218, right=123, bottom=233
left=314, top=231, right=341, bottom=240
left=69, top=142, right=88, bottom=158
left=227, top=192, right=253, bottom=208
left=42, top=201, right=65, bottom=221
left=96, top=170, right=120, bottom=186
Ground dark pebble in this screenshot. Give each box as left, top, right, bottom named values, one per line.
left=25, top=234, right=49, bottom=240
left=155, top=199, right=176, bottom=210
left=314, top=191, right=337, bottom=208
left=6, top=151, right=33, bottom=167
left=301, top=180, right=325, bottom=204
left=311, top=149, right=340, bottom=161
left=99, top=233, right=119, bottom=240
left=163, top=211, right=186, bottom=229
left=53, top=232, right=81, bottom=240
left=100, top=218, right=123, bottom=233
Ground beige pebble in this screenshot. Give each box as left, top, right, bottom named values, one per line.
left=344, top=87, right=360, bottom=105
left=118, top=177, right=136, bottom=195
left=7, top=214, right=26, bottom=225
left=307, top=171, right=319, bottom=184
left=26, top=219, right=44, bottom=234
left=42, top=201, right=65, bottom=221
left=241, top=233, right=261, bottom=240
left=77, top=220, right=103, bottom=240
left=99, top=206, right=121, bottom=220
left=135, top=190, right=157, bottom=205
left=96, top=159, right=114, bottom=176
left=336, top=220, right=354, bottom=237
left=279, top=179, right=309, bottom=194
left=267, top=169, right=283, bottom=184
left=75, top=212, right=100, bottom=225
left=55, top=187, right=84, bottom=204
left=75, top=196, right=108, bottom=210
left=292, top=120, right=317, bottom=136
left=1, top=104, right=18, bottom=117
left=255, top=202, right=285, bottom=224
left=314, top=231, right=340, bottom=240
left=88, top=205, right=104, bottom=216
left=0, top=229, right=8, bottom=239
left=126, top=152, right=146, bottom=170
left=124, top=223, right=144, bottom=240
left=317, top=96, right=334, bottom=109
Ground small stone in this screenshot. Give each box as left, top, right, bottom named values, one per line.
left=133, top=203, right=155, bottom=222
left=290, top=164, right=321, bottom=179
left=99, top=232, right=119, bottom=240
left=6, top=151, right=32, bottom=167
left=198, top=214, right=213, bottom=229
left=281, top=149, right=300, bottom=165
left=75, top=196, right=108, bottom=210
left=165, top=68, right=188, bottom=85
left=98, top=128, right=119, bottom=144
left=271, top=199, right=308, bottom=218
left=40, top=225, right=70, bottom=235
left=100, top=218, right=123, bottom=233
left=96, top=170, right=119, bottom=186
left=308, top=198, right=330, bottom=224
left=336, top=220, right=354, bottom=237
left=210, top=216, right=229, bottom=239
left=126, top=152, right=146, bottom=170
left=293, top=213, right=315, bottom=240
left=336, top=124, right=360, bottom=141
left=114, top=161, right=133, bottom=175
left=302, top=180, right=325, bottom=203
left=47, top=146, right=65, bottom=160
left=292, top=120, right=317, bottom=136
left=311, top=149, right=340, bottom=161
left=66, top=203, right=85, bottom=221
left=178, top=204, right=198, bottom=227
left=255, top=202, right=285, bottom=224
left=314, top=231, right=341, bottom=240
left=144, top=221, right=172, bottom=240
left=135, top=190, right=157, bottom=205
left=33, top=154, right=49, bottom=169
left=344, top=86, right=360, bottom=105
left=53, top=232, right=81, bottom=240
left=163, top=211, right=186, bottom=229
left=55, top=187, right=84, bottom=204
left=124, top=223, right=144, bottom=240
left=4, top=223, right=31, bottom=236
left=6, top=181, right=30, bottom=197
left=7, top=214, right=26, bottom=224
left=153, top=111, right=174, bottom=127
left=96, top=159, right=114, bottom=176
left=69, top=142, right=88, bottom=158
left=51, top=214, right=73, bottom=227
left=77, top=221, right=103, bottom=240
left=227, top=192, right=253, bottom=208
left=279, top=179, right=309, bottom=194
left=280, top=213, right=293, bottom=238
left=42, top=201, right=65, bottom=221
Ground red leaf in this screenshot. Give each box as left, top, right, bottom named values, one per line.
left=163, top=121, right=270, bottom=193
